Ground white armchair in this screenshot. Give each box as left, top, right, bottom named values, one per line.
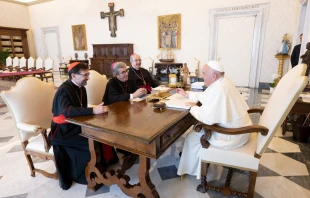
left=27, top=57, right=35, bottom=71
left=194, top=64, right=308, bottom=198
left=19, top=57, right=27, bottom=71
left=186, top=58, right=199, bottom=77
left=59, top=56, right=72, bottom=76
left=12, top=57, right=20, bottom=71
left=84, top=70, right=108, bottom=107
left=43, top=57, right=54, bottom=82
left=35, top=57, right=43, bottom=70
left=142, top=57, right=154, bottom=74
left=0, top=77, right=58, bottom=179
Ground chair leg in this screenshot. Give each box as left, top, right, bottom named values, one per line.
left=248, top=171, right=257, bottom=198
left=24, top=152, right=35, bottom=177
left=197, top=162, right=209, bottom=193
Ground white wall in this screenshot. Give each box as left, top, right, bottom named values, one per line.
left=28, top=0, right=297, bottom=83
left=0, top=1, right=36, bottom=57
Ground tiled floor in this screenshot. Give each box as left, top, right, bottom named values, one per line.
left=0, top=73, right=309, bottom=198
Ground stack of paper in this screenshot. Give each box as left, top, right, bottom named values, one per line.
left=191, top=82, right=204, bottom=89
left=165, top=92, right=198, bottom=109
left=152, top=86, right=173, bottom=91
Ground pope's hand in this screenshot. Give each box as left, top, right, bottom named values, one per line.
left=185, top=102, right=196, bottom=107
left=93, top=102, right=108, bottom=114
left=176, top=88, right=189, bottom=98
left=133, top=88, right=147, bottom=98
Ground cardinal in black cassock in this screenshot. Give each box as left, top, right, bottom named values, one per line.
left=49, top=62, right=118, bottom=190
left=128, top=54, right=160, bottom=94
left=102, top=62, right=147, bottom=105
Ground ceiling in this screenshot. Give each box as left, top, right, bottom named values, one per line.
left=0, top=0, right=53, bottom=6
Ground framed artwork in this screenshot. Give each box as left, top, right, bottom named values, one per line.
left=158, top=14, right=181, bottom=49
left=71, top=24, right=88, bottom=50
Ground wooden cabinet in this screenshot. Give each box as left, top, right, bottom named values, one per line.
left=154, top=62, right=183, bottom=82
left=90, top=44, right=133, bottom=78
left=0, top=26, right=30, bottom=60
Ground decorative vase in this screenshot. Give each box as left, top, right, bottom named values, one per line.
left=74, top=53, right=78, bottom=60
left=270, top=87, right=275, bottom=94
left=84, top=53, right=88, bottom=60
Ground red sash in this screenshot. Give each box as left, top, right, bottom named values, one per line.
left=140, top=84, right=152, bottom=93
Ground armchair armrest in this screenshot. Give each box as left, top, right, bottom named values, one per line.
left=194, top=122, right=269, bottom=136
left=16, top=122, right=41, bottom=133
left=247, top=107, right=264, bottom=115
left=16, top=122, right=51, bottom=152
left=193, top=122, right=269, bottom=149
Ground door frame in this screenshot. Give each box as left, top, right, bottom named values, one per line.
left=294, top=0, right=310, bottom=62
left=41, top=26, right=62, bottom=70
left=208, top=3, right=269, bottom=88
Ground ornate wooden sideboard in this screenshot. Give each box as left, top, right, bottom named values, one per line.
left=69, top=59, right=89, bottom=66
left=154, top=62, right=183, bottom=82
left=90, top=44, right=133, bottom=78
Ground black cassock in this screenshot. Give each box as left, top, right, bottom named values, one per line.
left=128, top=67, right=160, bottom=94
left=49, top=80, right=118, bottom=190
left=102, top=77, right=138, bottom=105
left=291, top=44, right=301, bottom=68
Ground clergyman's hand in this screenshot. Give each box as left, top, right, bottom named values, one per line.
left=133, top=88, right=147, bottom=98
left=185, top=102, right=196, bottom=107
left=93, top=102, right=109, bottom=114
left=176, top=88, right=189, bottom=98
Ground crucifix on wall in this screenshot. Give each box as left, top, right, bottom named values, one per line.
left=100, top=2, right=124, bottom=37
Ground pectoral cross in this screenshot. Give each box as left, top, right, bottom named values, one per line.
left=100, top=3, right=124, bottom=37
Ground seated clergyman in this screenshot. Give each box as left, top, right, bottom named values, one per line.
left=102, top=62, right=147, bottom=105
left=177, top=61, right=252, bottom=179
left=128, top=53, right=160, bottom=93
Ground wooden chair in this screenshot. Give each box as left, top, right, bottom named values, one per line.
left=143, top=57, right=154, bottom=74
left=59, top=56, right=72, bottom=76
left=186, top=58, right=199, bottom=77
left=0, top=77, right=58, bottom=179
left=5, top=56, right=13, bottom=71
left=35, top=57, right=44, bottom=70
left=194, top=64, right=308, bottom=198
left=84, top=70, right=108, bottom=107
left=19, top=57, right=27, bottom=71
left=12, top=57, right=20, bottom=71
left=43, top=57, right=54, bottom=82
left=27, top=57, right=35, bottom=71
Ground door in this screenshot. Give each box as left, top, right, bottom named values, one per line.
left=43, top=31, right=60, bottom=71
left=217, top=16, right=255, bottom=87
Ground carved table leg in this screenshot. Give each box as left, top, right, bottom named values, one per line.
left=86, top=139, right=102, bottom=191
left=139, top=156, right=160, bottom=198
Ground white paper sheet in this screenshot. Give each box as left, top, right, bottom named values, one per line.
left=165, top=92, right=198, bottom=109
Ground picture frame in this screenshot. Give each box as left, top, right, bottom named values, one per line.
left=158, top=14, right=181, bottom=50
left=71, top=24, right=88, bottom=50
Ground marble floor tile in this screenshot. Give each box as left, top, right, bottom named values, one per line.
left=268, top=137, right=301, bottom=153
left=3, top=193, right=28, bottom=198
left=85, top=185, right=109, bottom=197
left=285, top=175, right=310, bottom=191
left=255, top=176, right=310, bottom=198
left=257, top=164, right=280, bottom=177
left=260, top=153, right=309, bottom=176
left=0, top=136, right=13, bottom=143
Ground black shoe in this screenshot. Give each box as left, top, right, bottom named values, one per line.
left=179, top=152, right=182, bottom=157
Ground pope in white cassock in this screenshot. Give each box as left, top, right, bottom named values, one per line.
left=176, top=61, right=252, bottom=179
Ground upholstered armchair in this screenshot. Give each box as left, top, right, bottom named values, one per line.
left=19, top=57, right=27, bottom=71
left=27, top=57, right=35, bottom=71
left=0, top=77, right=58, bottom=179
left=43, top=57, right=54, bottom=82
left=143, top=57, right=154, bottom=74
left=12, top=57, right=20, bottom=72
left=194, top=64, right=308, bottom=198
left=4, top=56, right=13, bottom=72
left=84, top=70, right=108, bottom=107
left=59, top=56, right=72, bottom=76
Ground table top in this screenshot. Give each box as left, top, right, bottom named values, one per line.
left=66, top=101, right=189, bottom=144
left=0, top=70, right=51, bottom=77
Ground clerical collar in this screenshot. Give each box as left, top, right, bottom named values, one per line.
left=132, top=66, right=140, bottom=71
left=70, top=79, right=81, bottom=88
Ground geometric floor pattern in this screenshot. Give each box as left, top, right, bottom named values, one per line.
left=0, top=74, right=309, bottom=198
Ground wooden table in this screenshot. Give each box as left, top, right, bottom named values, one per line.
left=66, top=101, right=195, bottom=198
left=0, top=70, right=52, bottom=81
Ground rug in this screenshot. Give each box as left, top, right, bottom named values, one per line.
left=0, top=80, right=16, bottom=108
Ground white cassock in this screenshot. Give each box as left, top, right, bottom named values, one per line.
left=177, top=76, right=252, bottom=179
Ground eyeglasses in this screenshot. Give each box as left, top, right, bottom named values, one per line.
left=118, top=69, right=129, bottom=75
left=77, top=73, right=90, bottom=77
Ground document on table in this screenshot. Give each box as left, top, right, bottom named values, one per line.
left=165, top=92, right=198, bottom=109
